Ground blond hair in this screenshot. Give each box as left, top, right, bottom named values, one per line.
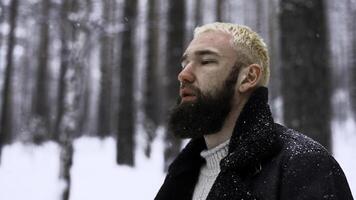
left=194, top=22, right=270, bottom=86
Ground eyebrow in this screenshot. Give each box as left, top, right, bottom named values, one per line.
left=181, top=49, right=221, bottom=63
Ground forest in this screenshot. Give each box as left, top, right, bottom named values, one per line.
left=0, top=0, right=355, bottom=199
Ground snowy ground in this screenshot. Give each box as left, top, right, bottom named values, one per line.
left=0, top=131, right=166, bottom=200
left=332, top=117, right=356, bottom=198
left=0, top=121, right=355, bottom=200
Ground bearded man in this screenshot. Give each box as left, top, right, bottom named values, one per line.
left=154, top=22, right=353, bottom=200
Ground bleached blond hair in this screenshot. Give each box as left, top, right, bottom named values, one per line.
left=194, top=22, right=270, bottom=86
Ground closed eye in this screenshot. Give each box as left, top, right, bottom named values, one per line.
left=201, top=60, right=217, bottom=65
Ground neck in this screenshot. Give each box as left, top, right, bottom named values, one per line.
left=204, top=93, right=249, bottom=149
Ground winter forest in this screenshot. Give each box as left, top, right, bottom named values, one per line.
left=0, top=0, right=355, bottom=199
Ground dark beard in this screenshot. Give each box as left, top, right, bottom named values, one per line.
left=168, top=67, right=239, bottom=139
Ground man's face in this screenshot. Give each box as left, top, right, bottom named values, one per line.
left=179, top=31, right=239, bottom=101
left=168, top=31, right=241, bottom=138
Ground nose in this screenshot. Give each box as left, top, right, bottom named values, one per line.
left=178, top=65, right=195, bottom=84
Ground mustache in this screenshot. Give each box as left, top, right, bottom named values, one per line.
left=180, top=83, right=200, bottom=94
left=176, top=83, right=201, bottom=105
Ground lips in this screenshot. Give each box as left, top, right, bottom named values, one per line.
left=180, top=88, right=197, bottom=102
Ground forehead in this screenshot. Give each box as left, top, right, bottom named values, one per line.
left=183, top=31, right=236, bottom=58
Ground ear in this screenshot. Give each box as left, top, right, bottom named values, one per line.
left=238, top=64, right=262, bottom=93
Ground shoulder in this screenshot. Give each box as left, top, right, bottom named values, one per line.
left=273, top=124, right=353, bottom=199
left=274, top=123, right=330, bottom=160
left=273, top=123, right=344, bottom=180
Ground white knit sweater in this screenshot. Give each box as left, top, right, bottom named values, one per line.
left=192, top=139, right=230, bottom=200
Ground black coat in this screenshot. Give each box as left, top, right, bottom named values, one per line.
left=155, top=87, right=353, bottom=200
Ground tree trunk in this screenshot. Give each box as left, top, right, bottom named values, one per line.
left=268, top=0, right=282, bottom=119
left=164, top=0, right=185, bottom=169
left=280, top=0, right=332, bottom=150
left=216, top=0, right=224, bottom=21
left=56, top=1, right=81, bottom=199
left=143, top=0, right=160, bottom=158
left=0, top=2, right=5, bottom=49
left=31, top=0, right=51, bottom=144
left=195, top=0, right=202, bottom=26
left=116, top=0, right=138, bottom=166
left=73, top=0, right=93, bottom=138
left=59, top=139, right=73, bottom=200
left=98, top=0, right=115, bottom=138
left=55, top=0, right=78, bottom=141
left=349, top=0, right=356, bottom=119
left=0, top=0, right=19, bottom=162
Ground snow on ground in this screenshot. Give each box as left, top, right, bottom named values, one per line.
left=0, top=120, right=355, bottom=200
left=0, top=131, right=165, bottom=200
left=332, top=117, right=356, bottom=198
left=0, top=142, right=61, bottom=200
left=70, top=131, right=165, bottom=200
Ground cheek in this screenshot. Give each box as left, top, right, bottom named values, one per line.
left=197, top=71, right=228, bottom=95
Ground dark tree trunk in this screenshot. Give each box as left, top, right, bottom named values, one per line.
left=31, top=0, right=51, bottom=144
left=74, top=0, right=93, bottom=138
left=55, top=0, right=77, bottom=141
left=0, top=2, right=4, bottom=49
left=195, top=0, right=202, bottom=26
left=255, top=0, right=263, bottom=32
left=143, top=0, right=160, bottom=158
left=116, top=0, right=137, bottom=166
left=268, top=0, right=281, bottom=117
left=19, top=37, right=32, bottom=134
left=59, top=139, right=73, bottom=200
left=0, top=0, right=19, bottom=161
left=57, top=0, right=86, bottom=199
left=98, top=0, right=115, bottom=138
left=55, top=4, right=68, bottom=141
left=280, top=0, right=332, bottom=150
left=349, top=0, right=356, bottom=119
left=56, top=1, right=81, bottom=199
left=216, top=0, right=224, bottom=21
left=164, top=0, right=185, bottom=168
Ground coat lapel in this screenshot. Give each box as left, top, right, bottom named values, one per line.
left=207, top=87, right=281, bottom=200
left=222, top=87, right=280, bottom=174
left=156, top=87, right=281, bottom=200
left=167, top=137, right=206, bottom=176
left=158, top=137, right=206, bottom=200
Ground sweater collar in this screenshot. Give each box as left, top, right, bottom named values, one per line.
left=200, top=139, right=230, bottom=171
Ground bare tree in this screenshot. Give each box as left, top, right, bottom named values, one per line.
left=116, top=0, right=138, bottom=166
left=267, top=0, right=282, bottom=117
left=195, top=0, right=202, bottom=26
left=349, top=0, right=356, bottom=119
left=143, top=0, right=160, bottom=157
left=216, top=0, right=224, bottom=21
left=56, top=0, right=82, bottom=199
left=0, top=2, right=5, bottom=49
left=164, top=0, right=185, bottom=168
left=76, top=0, right=93, bottom=138
left=54, top=1, right=69, bottom=141
left=98, top=0, right=115, bottom=138
left=280, top=0, right=332, bottom=150
left=31, top=0, right=51, bottom=144
left=0, top=0, right=19, bottom=162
